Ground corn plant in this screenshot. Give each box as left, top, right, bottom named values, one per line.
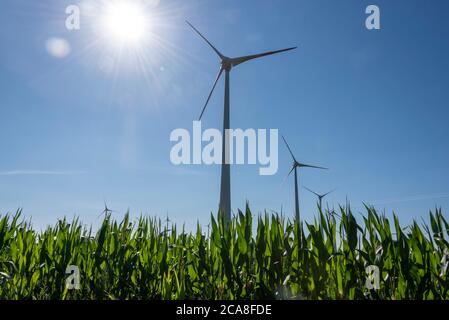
left=0, top=205, right=448, bottom=300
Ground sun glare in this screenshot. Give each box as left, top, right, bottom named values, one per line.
left=101, top=1, right=149, bottom=45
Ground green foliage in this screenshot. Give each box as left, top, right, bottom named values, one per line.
left=0, top=205, right=448, bottom=300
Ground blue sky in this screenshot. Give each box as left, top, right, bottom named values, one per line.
left=0, top=0, right=448, bottom=231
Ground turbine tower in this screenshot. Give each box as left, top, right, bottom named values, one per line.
left=304, top=187, right=336, bottom=209
left=282, top=135, right=327, bottom=221
left=187, top=21, right=296, bottom=221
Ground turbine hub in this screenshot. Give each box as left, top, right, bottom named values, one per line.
left=221, top=58, right=232, bottom=71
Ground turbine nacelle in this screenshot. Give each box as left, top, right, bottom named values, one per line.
left=221, top=58, right=233, bottom=71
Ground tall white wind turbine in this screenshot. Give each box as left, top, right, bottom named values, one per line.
left=187, top=21, right=296, bottom=221
left=282, top=135, right=327, bottom=222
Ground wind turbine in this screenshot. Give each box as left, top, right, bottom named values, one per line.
left=98, top=200, right=114, bottom=218
left=304, top=186, right=336, bottom=209
left=282, top=135, right=328, bottom=221
left=187, top=21, right=296, bottom=222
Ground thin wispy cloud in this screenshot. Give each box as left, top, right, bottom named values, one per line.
left=0, top=170, right=86, bottom=176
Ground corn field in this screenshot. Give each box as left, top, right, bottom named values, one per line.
left=0, top=205, right=448, bottom=300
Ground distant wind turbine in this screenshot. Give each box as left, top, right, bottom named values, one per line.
left=282, top=135, right=328, bottom=221
left=304, top=186, right=336, bottom=209
left=98, top=200, right=114, bottom=218
left=187, top=21, right=296, bottom=221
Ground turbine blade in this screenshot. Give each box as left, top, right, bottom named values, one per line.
left=199, top=67, right=223, bottom=120
left=298, top=163, right=328, bottom=170
left=304, top=186, right=320, bottom=197
left=323, top=189, right=337, bottom=197
left=281, top=135, right=297, bottom=162
left=283, top=166, right=295, bottom=184
left=288, top=166, right=295, bottom=177
left=231, top=47, right=297, bottom=67
left=186, top=21, right=224, bottom=59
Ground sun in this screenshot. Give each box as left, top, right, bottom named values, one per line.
left=100, top=1, right=150, bottom=45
